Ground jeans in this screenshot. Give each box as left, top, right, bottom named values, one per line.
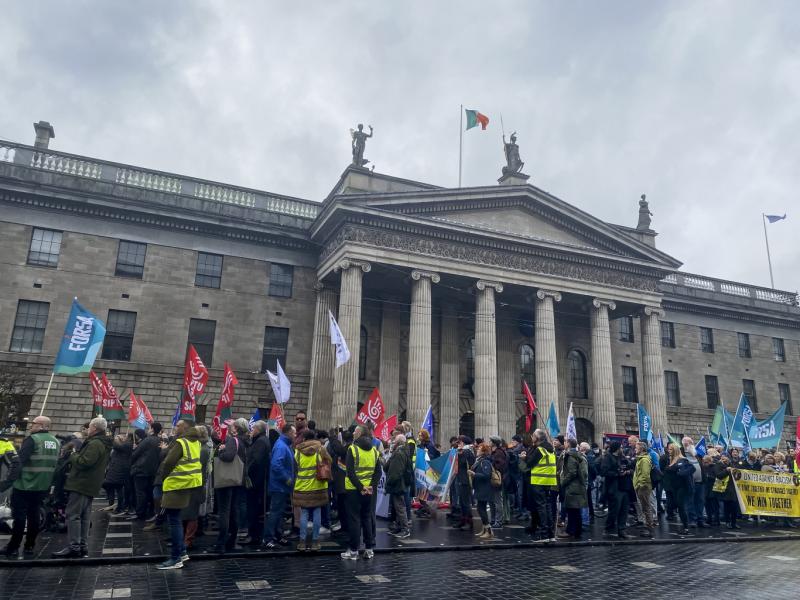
left=215, top=486, right=242, bottom=549
left=530, top=486, right=553, bottom=539
left=345, top=491, right=376, bottom=551
left=476, top=499, right=495, bottom=527
left=604, top=489, right=630, bottom=534
left=691, top=484, right=706, bottom=525
left=66, top=492, right=93, bottom=551
left=133, top=475, right=154, bottom=518
left=675, top=487, right=690, bottom=529
left=165, top=508, right=184, bottom=560
left=492, top=489, right=504, bottom=526
left=300, top=507, right=321, bottom=541
left=8, top=489, right=46, bottom=551
left=263, top=491, right=289, bottom=543
left=456, top=483, right=472, bottom=524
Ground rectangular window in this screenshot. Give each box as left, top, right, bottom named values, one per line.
left=737, top=332, right=751, bottom=358
left=268, top=263, right=294, bottom=298
left=187, top=318, right=216, bottom=368
left=660, top=321, right=675, bottom=348
left=101, top=310, right=137, bottom=361
left=705, top=375, right=719, bottom=410
left=115, top=240, right=147, bottom=278
left=262, top=326, right=289, bottom=373
left=619, top=316, right=634, bottom=343
left=773, top=338, right=786, bottom=362
left=622, top=366, right=638, bottom=403
left=195, top=252, right=223, bottom=289
left=742, top=379, right=757, bottom=412
left=664, top=370, right=681, bottom=407
left=700, top=327, right=715, bottom=353
left=9, top=300, right=50, bottom=353
left=27, top=228, right=63, bottom=267
left=779, top=383, right=792, bottom=416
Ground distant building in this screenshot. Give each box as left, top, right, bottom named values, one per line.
left=1, top=122, right=797, bottom=443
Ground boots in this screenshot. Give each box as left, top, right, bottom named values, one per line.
left=476, top=526, right=486, bottom=537
left=478, top=526, right=494, bottom=539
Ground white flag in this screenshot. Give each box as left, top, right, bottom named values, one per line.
left=277, top=360, right=291, bottom=404
left=566, top=402, right=577, bottom=441
left=328, top=310, right=350, bottom=367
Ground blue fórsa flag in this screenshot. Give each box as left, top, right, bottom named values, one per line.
left=695, top=437, right=707, bottom=458
left=547, top=402, right=560, bottom=438
left=748, top=402, right=787, bottom=449
left=53, top=299, right=106, bottom=375
left=730, top=393, right=755, bottom=449
left=637, top=403, right=654, bottom=443
left=421, top=406, right=434, bottom=441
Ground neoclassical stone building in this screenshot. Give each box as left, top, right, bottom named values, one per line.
left=1, top=123, right=798, bottom=443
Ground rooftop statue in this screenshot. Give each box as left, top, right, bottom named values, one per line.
left=350, top=123, right=373, bottom=168
left=502, top=131, right=524, bottom=175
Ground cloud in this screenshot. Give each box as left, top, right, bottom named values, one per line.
left=1, top=0, right=797, bottom=291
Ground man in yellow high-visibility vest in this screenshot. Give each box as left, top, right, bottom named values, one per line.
left=340, top=425, right=383, bottom=561
left=518, top=429, right=556, bottom=541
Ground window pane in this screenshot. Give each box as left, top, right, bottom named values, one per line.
left=619, top=316, right=634, bottom=343
left=195, top=252, right=223, bottom=288
left=742, top=379, right=757, bottom=412
left=701, top=327, right=714, bottom=353
left=115, top=241, right=147, bottom=278
left=9, top=300, right=50, bottom=353
left=622, top=366, right=638, bottom=403
left=567, top=349, right=586, bottom=399
left=359, top=326, right=368, bottom=380
left=773, top=338, right=785, bottom=362
left=664, top=370, right=680, bottom=407
left=737, top=333, right=751, bottom=358
left=705, top=375, right=719, bottom=409
left=262, top=326, right=289, bottom=373
left=660, top=322, right=675, bottom=348
left=101, top=310, right=136, bottom=361
left=268, top=263, right=294, bottom=298
left=188, top=318, right=216, bottom=367
left=779, top=384, right=792, bottom=416
left=27, top=228, right=62, bottom=267
left=520, top=344, right=535, bottom=391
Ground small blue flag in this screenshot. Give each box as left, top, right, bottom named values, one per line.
left=765, top=214, right=787, bottom=223
left=248, top=408, right=261, bottom=431
left=171, top=400, right=180, bottom=427
left=421, top=406, right=434, bottom=441
left=547, top=402, right=560, bottom=438
left=637, top=403, right=654, bottom=443
left=53, top=298, right=106, bottom=375
left=695, top=436, right=707, bottom=457
left=651, top=430, right=664, bottom=454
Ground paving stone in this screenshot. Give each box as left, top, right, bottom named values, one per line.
left=766, top=555, right=797, bottom=561
left=550, top=565, right=581, bottom=572
left=631, top=561, right=663, bottom=569
left=102, top=548, right=133, bottom=555
left=105, top=532, right=133, bottom=538
left=703, top=558, right=735, bottom=565
left=459, top=569, right=493, bottom=578
left=92, top=590, right=113, bottom=599
left=397, top=538, right=425, bottom=544
left=112, top=589, right=131, bottom=598
left=235, top=580, right=270, bottom=590
left=355, top=575, right=391, bottom=583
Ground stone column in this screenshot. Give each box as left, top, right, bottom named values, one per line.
left=379, top=299, right=401, bottom=418
left=591, top=298, right=617, bottom=439
left=307, top=281, right=337, bottom=426
left=439, top=303, right=460, bottom=446
left=474, top=280, right=503, bottom=439
left=640, top=306, right=669, bottom=434
left=534, top=289, right=562, bottom=430
left=331, top=259, right=371, bottom=428
left=496, top=319, right=516, bottom=440
left=406, top=270, right=440, bottom=432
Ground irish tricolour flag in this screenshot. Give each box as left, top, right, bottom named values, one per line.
left=464, top=108, right=489, bottom=130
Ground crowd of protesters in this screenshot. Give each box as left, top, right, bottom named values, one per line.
left=0, top=411, right=796, bottom=570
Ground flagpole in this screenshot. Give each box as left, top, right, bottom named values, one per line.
left=762, top=213, right=775, bottom=289
left=39, top=372, right=55, bottom=416
left=458, top=104, right=463, bottom=188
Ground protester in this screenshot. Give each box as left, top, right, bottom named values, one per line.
left=632, top=441, right=656, bottom=537
left=245, top=420, right=271, bottom=546
left=130, top=423, right=162, bottom=521
left=469, top=442, right=495, bottom=539
left=181, top=425, right=211, bottom=549
left=701, top=454, right=720, bottom=527
left=52, top=416, right=112, bottom=558
left=452, top=436, right=475, bottom=531
left=664, top=442, right=693, bottom=535
left=1, top=416, right=57, bottom=558
left=712, top=454, right=739, bottom=529
left=601, top=441, right=632, bottom=539
left=213, top=419, right=248, bottom=554
left=578, top=442, right=596, bottom=521
left=340, top=425, right=382, bottom=560
left=489, top=436, right=508, bottom=528
left=293, top=429, right=331, bottom=551
left=519, top=429, right=556, bottom=541
left=385, top=434, right=412, bottom=539
left=558, top=438, right=588, bottom=540
left=102, top=433, right=133, bottom=514
left=262, top=423, right=296, bottom=550
left=681, top=437, right=705, bottom=527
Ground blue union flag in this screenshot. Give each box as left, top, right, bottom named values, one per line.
left=53, top=298, right=106, bottom=375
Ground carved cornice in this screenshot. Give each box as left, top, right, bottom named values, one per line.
left=662, top=300, right=800, bottom=330
left=322, top=224, right=660, bottom=293
left=476, top=280, right=504, bottom=293
left=334, top=259, right=371, bottom=274
left=592, top=298, right=617, bottom=311
left=536, top=289, right=562, bottom=303
left=411, top=269, right=441, bottom=283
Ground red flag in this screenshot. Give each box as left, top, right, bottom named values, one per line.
left=268, top=403, right=285, bottom=429
left=355, top=388, right=385, bottom=426
left=795, top=416, right=800, bottom=472
left=212, top=363, right=239, bottom=441
left=127, top=390, right=141, bottom=423
left=140, top=395, right=153, bottom=424
left=181, top=345, right=209, bottom=421
left=100, top=373, right=125, bottom=419
left=375, top=414, right=397, bottom=443
left=523, top=380, right=537, bottom=433
left=89, top=370, right=103, bottom=415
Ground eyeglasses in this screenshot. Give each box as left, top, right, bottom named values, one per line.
left=296, top=417, right=306, bottom=421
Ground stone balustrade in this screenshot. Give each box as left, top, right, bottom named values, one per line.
left=661, top=271, right=797, bottom=306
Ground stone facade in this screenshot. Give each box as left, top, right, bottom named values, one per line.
left=1, top=134, right=798, bottom=445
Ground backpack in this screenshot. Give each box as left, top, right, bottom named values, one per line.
left=649, top=458, right=663, bottom=487
left=490, top=464, right=503, bottom=488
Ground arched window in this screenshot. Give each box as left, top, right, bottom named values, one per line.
left=358, top=326, right=368, bottom=381
left=519, top=344, right=535, bottom=390
left=465, top=337, right=475, bottom=382
left=567, top=349, right=587, bottom=399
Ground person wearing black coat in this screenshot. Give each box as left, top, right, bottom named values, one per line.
left=213, top=420, right=249, bottom=554
left=713, top=455, right=740, bottom=529
left=102, top=434, right=133, bottom=514
left=385, top=434, right=412, bottom=538
left=451, top=436, right=475, bottom=531
left=470, top=443, right=496, bottom=539
left=600, top=442, right=632, bottom=539
left=245, top=421, right=271, bottom=544
left=130, top=424, right=163, bottom=520
left=663, top=444, right=693, bottom=534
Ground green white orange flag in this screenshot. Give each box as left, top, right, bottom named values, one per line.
left=465, top=108, right=489, bottom=130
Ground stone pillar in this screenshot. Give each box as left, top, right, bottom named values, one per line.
left=641, top=306, right=669, bottom=434
left=307, top=281, right=337, bottom=426
left=331, top=259, right=370, bottom=428
left=496, top=319, right=515, bottom=440
left=534, top=289, right=562, bottom=430
left=474, top=280, right=503, bottom=439
left=591, top=298, right=617, bottom=440
left=406, top=270, right=439, bottom=432
left=439, top=304, right=460, bottom=445
left=379, top=299, right=401, bottom=418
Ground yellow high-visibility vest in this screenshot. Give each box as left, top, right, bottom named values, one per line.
left=163, top=438, right=202, bottom=492
left=345, top=444, right=379, bottom=491
left=530, top=447, right=557, bottom=487
left=294, top=450, right=327, bottom=492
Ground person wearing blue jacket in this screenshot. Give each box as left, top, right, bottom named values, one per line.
left=260, top=423, right=296, bottom=550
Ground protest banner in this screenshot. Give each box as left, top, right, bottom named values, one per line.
left=732, top=468, right=800, bottom=518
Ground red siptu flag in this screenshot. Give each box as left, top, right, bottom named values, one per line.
left=212, top=363, right=239, bottom=442
left=128, top=390, right=153, bottom=426
left=89, top=370, right=103, bottom=415
left=268, top=403, right=284, bottom=429
left=522, top=380, right=537, bottom=433
left=180, top=345, right=209, bottom=422
left=100, top=373, right=125, bottom=420
left=355, top=388, right=385, bottom=427
left=375, top=414, right=398, bottom=443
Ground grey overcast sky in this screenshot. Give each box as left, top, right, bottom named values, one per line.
left=1, top=1, right=798, bottom=292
